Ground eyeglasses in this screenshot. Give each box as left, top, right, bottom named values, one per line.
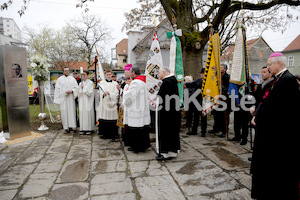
left=267, top=63, right=273, bottom=66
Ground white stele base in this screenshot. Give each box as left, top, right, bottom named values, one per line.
left=38, top=124, right=49, bottom=131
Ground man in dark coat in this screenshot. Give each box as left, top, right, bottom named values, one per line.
left=209, top=64, right=231, bottom=137
left=156, top=67, right=181, bottom=161
left=251, top=52, right=300, bottom=200
left=185, top=68, right=207, bottom=137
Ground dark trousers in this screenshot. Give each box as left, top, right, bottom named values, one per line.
left=75, top=97, right=79, bottom=127
left=213, top=109, right=230, bottom=134
left=233, top=109, right=251, bottom=140
left=127, top=126, right=150, bottom=152
left=99, top=119, right=118, bottom=139
left=123, top=125, right=131, bottom=146
left=187, top=104, right=207, bottom=134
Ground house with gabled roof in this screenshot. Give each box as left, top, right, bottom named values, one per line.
left=282, top=34, right=300, bottom=75
left=127, top=19, right=173, bottom=71
left=221, top=37, right=273, bottom=83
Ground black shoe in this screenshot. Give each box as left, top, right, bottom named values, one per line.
left=123, top=143, right=130, bottom=146
left=229, top=137, right=241, bottom=141
left=128, top=147, right=134, bottom=151
left=248, top=157, right=252, bottom=161
left=208, top=130, right=218, bottom=134
left=186, top=131, right=197, bottom=135
left=240, top=140, right=247, bottom=145
left=100, top=136, right=109, bottom=139
left=218, top=133, right=226, bottom=138
left=200, top=133, right=206, bottom=137
left=64, top=129, right=70, bottom=134
left=111, top=138, right=120, bottom=142
left=156, top=154, right=171, bottom=161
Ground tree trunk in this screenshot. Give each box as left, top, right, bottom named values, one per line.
left=182, top=47, right=203, bottom=80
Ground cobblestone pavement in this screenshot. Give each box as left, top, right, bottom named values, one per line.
left=0, top=122, right=253, bottom=200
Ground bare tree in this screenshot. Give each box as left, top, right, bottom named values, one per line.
left=0, top=0, right=94, bottom=16
left=23, top=25, right=86, bottom=70
left=67, top=13, right=112, bottom=68
left=24, top=25, right=55, bottom=59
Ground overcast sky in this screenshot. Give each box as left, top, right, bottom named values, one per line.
left=1, top=0, right=300, bottom=56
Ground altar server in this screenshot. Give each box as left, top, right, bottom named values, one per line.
left=78, top=70, right=95, bottom=134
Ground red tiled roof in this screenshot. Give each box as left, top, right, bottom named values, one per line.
left=282, top=34, right=300, bottom=52
left=53, top=61, right=95, bottom=71
left=221, top=37, right=265, bottom=61
left=116, top=39, right=128, bottom=55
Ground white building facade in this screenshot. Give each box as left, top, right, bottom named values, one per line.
left=0, top=17, right=22, bottom=41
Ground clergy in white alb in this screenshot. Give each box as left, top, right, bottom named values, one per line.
left=78, top=70, right=95, bottom=134
left=123, top=66, right=151, bottom=152
left=98, top=69, right=119, bottom=140
left=54, top=67, right=79, bottom=133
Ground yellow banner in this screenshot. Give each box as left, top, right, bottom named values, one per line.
left=202, top=33, right=221, bottom=104
left=28, top=74, right=33, bottom=96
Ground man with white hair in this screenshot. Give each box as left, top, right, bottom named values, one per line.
left=123, top=66, right=151, bottom=152
left=250, top=52, right=300, bottom=200
left=156, top=67, right=181, bottom=161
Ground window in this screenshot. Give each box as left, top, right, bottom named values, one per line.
left=288, top=56, right=294, bottom=67
left=259, top=51, right=263, bottom=59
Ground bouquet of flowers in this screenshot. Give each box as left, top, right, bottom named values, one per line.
left=30, top=54, right=50, bottom=82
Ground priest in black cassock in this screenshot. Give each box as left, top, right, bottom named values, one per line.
left=251, top=52, right=300, bottom=200
left=156, top=67, right=181, bottom=161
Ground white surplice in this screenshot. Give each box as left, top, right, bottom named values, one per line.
left=122, top=76, right=150, bottom=127
left=98, top=80, right=119, bottom=120
left=54, top=75, right=79, bottom=130
left=78, top=79, right=95, bottom=131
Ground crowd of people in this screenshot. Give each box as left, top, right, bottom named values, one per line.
left=53, top=52, right=300, bottom=199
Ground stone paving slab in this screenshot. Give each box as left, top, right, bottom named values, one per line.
left=49, top=182, right=89, bottom=200
left=34, top=153, right=66, bottom=173
left=0, top=163, right=37, bottom=190
left=91, top=172, right=127, bottom=185
left=212, top=188, right=252, bottom=200
left=91, top=160, right=127, bottom=174
left=229, top=170, right=252, bottom=190
left=46, top=139, right=72, bottom=154
left=171, top=142, right=205, bottom=161
left=91, top=149, right=125, bottom=161
left=125, top=148, right=157, bottom=162
left=14, top=146, right=48, bottom=164
left=91, top=193, right=137, bottom=200
left=200, top=147, right=249, bottom=170
left=19, top=173, right=57, bottom=198
left=129, top=160, right=169, bottom=178
left=177, top=172, right=239, bottom=198
left=1, top=144, right=27, bottom=153
left=0, top=152, right=21, bottom=174
left=66, top=145, right=91, bottom=160
left=0, top=144, right=7, bottom=151
left=90, top=173, right=133, bottom=196
left=57, top=159, right=90, bottom=183
left=93, top=141, right=123, bottom=150
left=165, top=160, right=223, bottom=176
left=135, top=175, right=186, bottom=200
left=0, top=189, right=18, bottom=200
left=30, top=134, right=56, bottom=146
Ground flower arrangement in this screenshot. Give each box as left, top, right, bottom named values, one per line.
left=30, top=54, right=50, bottom=82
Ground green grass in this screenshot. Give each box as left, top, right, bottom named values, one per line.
left=29, top=104, right=51, bottom=123
left=0, top=104, right=51, bottom=129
